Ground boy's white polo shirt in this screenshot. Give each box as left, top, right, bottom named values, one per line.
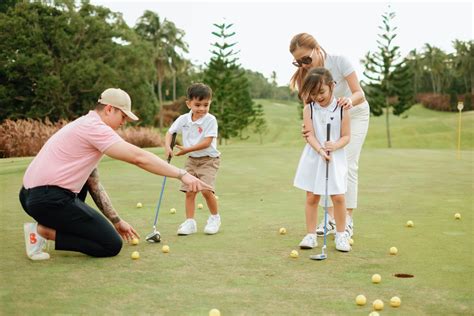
left=169, top=111, right=220, bottom=158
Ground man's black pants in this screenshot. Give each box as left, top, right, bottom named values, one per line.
left=19, top=185, right=122, bottom=257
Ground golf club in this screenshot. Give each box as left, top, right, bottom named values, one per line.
left=146, top=133, right=177, bottom=243
left=310, top=123, right=331, bottom=261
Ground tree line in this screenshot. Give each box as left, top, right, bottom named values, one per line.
left=0, top=0, right=283, bottom=142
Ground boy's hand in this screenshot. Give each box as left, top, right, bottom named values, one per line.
left=324, top=141, right=338, bottom=152
left=164, top=146, right=174, bottom=160
left=175, top=145, right=188, bottom=156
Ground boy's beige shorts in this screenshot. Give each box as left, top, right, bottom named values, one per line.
left=180, top=156, right=220, bottom=193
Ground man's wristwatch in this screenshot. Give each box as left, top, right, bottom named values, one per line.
left=177, top=169, right=188, bottom=180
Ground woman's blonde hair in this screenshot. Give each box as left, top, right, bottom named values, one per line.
left=299, top=67, right=334, bottom=104
left=289, top=33, right=327, bottom=95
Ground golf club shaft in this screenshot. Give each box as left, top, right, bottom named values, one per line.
left=152, top=133, right=177, bottom=227
left=323, top=123, right=331, bottom=253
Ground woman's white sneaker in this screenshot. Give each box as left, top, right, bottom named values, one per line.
left=299, top=233, right=318, bottom=249
left=335, top=232, right=351, bottom=252
left=316, top=218, right=336, bottom=237
left=23, top=223, right=50, bottom=261
left=177, top=219, right=197, bottom=235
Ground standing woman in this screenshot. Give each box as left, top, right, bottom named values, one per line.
left=289, top=33, right=370, bottom=237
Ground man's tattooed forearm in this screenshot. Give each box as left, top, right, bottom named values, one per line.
left=87, top=169, right=121, bottom=224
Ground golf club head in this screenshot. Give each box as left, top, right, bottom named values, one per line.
left=145, top=230, right=161, bottom=243
left=310, top=253, right=327, bottom=261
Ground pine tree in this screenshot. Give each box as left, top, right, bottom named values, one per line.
left=362, top=7, right=414, bottom=148
left=203, top=22, right=260, bottom=144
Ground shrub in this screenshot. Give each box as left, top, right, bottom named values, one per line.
left=416, top=93, right=451, bottom=111
left=156, top=97, right=187, bottom=127
left=0, top=119, right=162, bottom=158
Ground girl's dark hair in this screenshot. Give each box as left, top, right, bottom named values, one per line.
left=299, top=67, right=334, bottom=104
left=187, top=83, right=213, bottom=100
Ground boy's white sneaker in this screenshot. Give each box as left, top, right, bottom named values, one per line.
left=299, top=233, right=317, bottom=249
left=177, top=219, right=197, bottom=235
left=204, top=215, right=221, bottom=235
left=316, top=218, right=336, bottom=237
left=23, top=223, right=50, bottom=261
left=335, top=232, right=351, bottom=252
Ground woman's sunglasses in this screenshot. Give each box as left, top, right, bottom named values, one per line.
left=292, top=49, right=314, bottom=67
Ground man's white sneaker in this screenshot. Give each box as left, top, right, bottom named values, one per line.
left=335, top=232, right=351, bottom=252
left=204, top=215, right=221, bottom=235
left=345, top=222, right=354, bottom=238
left=299, top=233, right=318, bottom=249
left=177, top=219, right=197, bottom=235
left=316, top=218, right=336, bottom=237
left=23, top=223, right=50, bottom=261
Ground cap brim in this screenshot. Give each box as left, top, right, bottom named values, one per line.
left=123, top=110, right=139, bottom=121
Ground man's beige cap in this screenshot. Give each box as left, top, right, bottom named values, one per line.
left=98, top=88, right=139, bottom=121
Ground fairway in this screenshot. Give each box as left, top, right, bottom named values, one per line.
left=1, top=101, right=473, bottom=315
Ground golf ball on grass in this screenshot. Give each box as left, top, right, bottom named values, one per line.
left=209, top=309, right=221, bottom=316
left=368, top=312, right=380, bottom=316
left=214, top=195, right=219, bottom=200
left=349, top=238, right=354, bottom=246
left=371, top=274, right=381, bottom=284
left=390, top=246, right=398, bottom=255
left=355, top=294, right=367, bottom=306
left=131, top=238, right=139, bottom=245
left=197, top=203, right=204, bottom=209
left=170, top=208, right=177, bottom=214
left=162, top=245, right=170, bottom=253
left=390, top=296, right=401, bottom=307
left=136, top=202, right=143, bottom=208
left=372, top=299, right=384, bottom=311
left=406, top=220, right=414, bottom=227
left=290, top=250, right=299, bottom=258
left=279, top=227, right=287, bottom=235
left=454, top=213, right=461, bottom=220
left=131, top=251, right=140, bottom=260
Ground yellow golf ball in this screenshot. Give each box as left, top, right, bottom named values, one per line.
left=279, top=227, right=287, bottom=235
left=372, top=299, right=384, bottom=311
left=215, top=195, right=219, bottom=200
left=369, top=312, right=380, bottom=316
left=390, top=296, right=401, bottom=307
left=406, top=220, right=414, bottom=227
left=355, top=294, right=367, bottom=306
left=136, top=202, right=143, bottom=208
left=390, top=246, right=398, bottom=255
left=131, top=251, right=140, bottom=260
left=290, top=250, right=299, bottom=258
left=209, top=309, right=221, bottom=316
left=131, top=238, right=139, bottom=245
left=454, top=213, right=461, bottom=220
left=197, top=203, right=204, bottom=209
left=162, top=245, right=170, bottom=253
left=371, top=274, right=381, bottom=284
left=170, top=207, right=177, bottom=214
left=349, top=238, right=354, bottom=245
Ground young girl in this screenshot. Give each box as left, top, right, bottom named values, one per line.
left=293, top=67, right=351, bottom=252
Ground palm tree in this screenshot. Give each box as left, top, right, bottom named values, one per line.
left=135, top=11, right=188, bottom=131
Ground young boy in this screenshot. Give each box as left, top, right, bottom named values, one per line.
left=165, top=83, right=221, bottom=235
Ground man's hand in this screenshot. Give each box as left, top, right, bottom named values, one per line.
left=175, top=145, right=188, bottom=156
left=114, top=219, right=140, bottom=242
left=181, top=172, right=212, bottom=192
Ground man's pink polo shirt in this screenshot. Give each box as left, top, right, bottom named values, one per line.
left=23, top=111, right=123, bottom=193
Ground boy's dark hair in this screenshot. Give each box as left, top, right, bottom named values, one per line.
left=187, top=83, right=213, bottom=101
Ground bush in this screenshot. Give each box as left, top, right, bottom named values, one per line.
left=416, top=93, right=452, bottom=111
left=117, top=127, right=162, bottom=148
left=0, top=118, right=68, bottom=158
left=156, top=97, right=187, bottom=127
left=0, top=119, right=162, bottom=158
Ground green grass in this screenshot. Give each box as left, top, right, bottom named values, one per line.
left=0, top=101, right=473, bottom=315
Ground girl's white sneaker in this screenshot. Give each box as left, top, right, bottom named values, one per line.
left=299, top=233, right=317, bottom=249
left=335, top=232, right=351, bottom=252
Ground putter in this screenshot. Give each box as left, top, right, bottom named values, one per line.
left=146, top=133, right=177, bottom=243
left=310, top=123, right=331, bottom=261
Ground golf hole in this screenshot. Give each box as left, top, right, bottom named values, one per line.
left=394, top=273, right=414, bottom=278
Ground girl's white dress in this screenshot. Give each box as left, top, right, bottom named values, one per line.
left=293, top=98, right=348, bottom=195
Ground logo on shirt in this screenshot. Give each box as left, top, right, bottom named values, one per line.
left=198, top=126, right=203, bottom=134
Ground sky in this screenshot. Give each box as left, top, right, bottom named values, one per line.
left=89, top=0, right=473, bottom=86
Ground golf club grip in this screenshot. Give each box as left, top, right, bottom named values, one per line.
left=326, top=123, right=331, bottom=141
left=167, top=133, right=177, bottom=163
